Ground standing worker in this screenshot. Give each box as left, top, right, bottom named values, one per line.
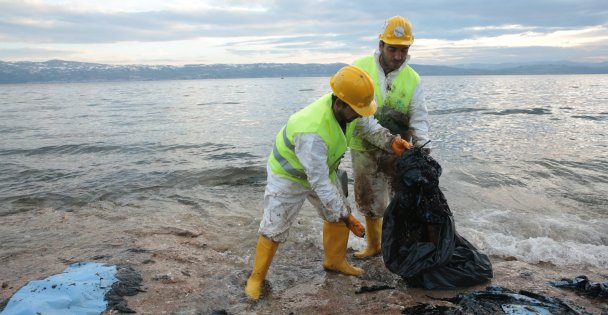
left=245, top=65, right=411, bottom=300
left=351, top=16, right=431, bottom=259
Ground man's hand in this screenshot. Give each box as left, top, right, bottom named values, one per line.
left=391, top=136, right=412, bottom=156
left=344, top=214, right=365, bottom=238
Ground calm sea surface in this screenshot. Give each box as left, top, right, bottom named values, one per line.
left=1, top=75, right=607, bottom=268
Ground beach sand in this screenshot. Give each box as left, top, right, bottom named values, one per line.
left=1, top=206, right=606, bottom=314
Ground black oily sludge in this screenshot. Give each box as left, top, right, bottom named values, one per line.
left=482, top=108, right=551, bottom=115
left=402, top=286, right=591, bottom=314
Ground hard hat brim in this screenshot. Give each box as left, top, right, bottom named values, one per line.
left=380, top=36, right=414, bottom=46
left=349, top=99, right=377, bottom=117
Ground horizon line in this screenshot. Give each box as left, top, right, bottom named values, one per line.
left=2, top=59, right=608, bottom=67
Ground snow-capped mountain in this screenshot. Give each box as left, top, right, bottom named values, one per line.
left=1, top=59, right=607, bottom=84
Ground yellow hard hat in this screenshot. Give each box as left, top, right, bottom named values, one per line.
left=379, top=16, right=414, bottom=45
left=330, top=65, right=377, bottom=117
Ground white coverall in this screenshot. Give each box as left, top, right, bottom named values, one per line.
left=259, top=117, right=395, bottom=242
left=352, top=50, right=431, bottom=218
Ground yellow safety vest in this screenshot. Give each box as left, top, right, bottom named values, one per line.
left=350, top=55, right=420, bottom=151
left=268, top=93, right=356, bottom=187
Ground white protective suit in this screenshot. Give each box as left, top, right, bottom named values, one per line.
left=259, top=116, right=395, bottom=242
left=352, top=50, right=431, bottom=218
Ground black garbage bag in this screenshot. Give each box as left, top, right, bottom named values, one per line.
left=382, top=146, right=493, bottom=289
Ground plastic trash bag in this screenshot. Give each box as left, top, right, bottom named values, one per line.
left=382, top=147, right=493, bottom=289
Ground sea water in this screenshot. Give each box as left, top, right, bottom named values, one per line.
left=0, top=75, right=606, bottom=268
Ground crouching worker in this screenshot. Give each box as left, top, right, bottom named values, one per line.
left=245, top=65, right=412, bottom=300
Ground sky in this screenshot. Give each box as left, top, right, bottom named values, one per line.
left=1, top=0, right=607, bottom=66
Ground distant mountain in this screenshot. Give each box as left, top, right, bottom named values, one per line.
left=1, top=59, right=607, bottom=84
left=0, top=60, right=346, bottom=84
left=452, top=61, right=608, bottom=70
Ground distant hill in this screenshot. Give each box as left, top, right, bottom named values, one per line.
left=1, top=59, right=607, bottom=84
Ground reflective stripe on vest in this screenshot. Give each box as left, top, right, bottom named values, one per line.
left=350, top=55, right=420, bottom=151
left=271, top=126, right=307, bottom=180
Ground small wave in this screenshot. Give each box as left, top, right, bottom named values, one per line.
left=10, top=168, right=82, bottom=184
left=207, top=152, right=259, bottom=161
left=529, top=158, right=608, bottom=185
left=571, top=115, right=605, bottom=121
left=37, top=105, right=63, bottom=110
left=166, top=194, right=214, bottom=214
left=1, top=142, right=235, bottom=157
left=556, top=191, right=608, bottom=212
left=1, top=192, right=90, bottom=216
left=298, top=89, right=314, bottom=91
left=465, top=231, right=608, bottom=268
left=0, top=126, right=32, bottom=134
left=483, top=108, right=551, bottom=115
left=223, top=102, right=240, bottom=105
left=163, top=165, right=266, bottom=188
left=0, top=144, right=125, bottom=156
left=453, top=169, right=526, bottom=188
left=154, top=143, right=232, bottom=153
left=458, top=207, right=608, bottom=268
left=429, top=108, right=486, bottom=115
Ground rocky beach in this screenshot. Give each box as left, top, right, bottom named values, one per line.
left=1, top=204, right=606, bottom=314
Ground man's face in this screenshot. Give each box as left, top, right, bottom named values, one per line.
left=335, top=100, right=362, bottom=124
left=379, top=42, right=409, bottom=73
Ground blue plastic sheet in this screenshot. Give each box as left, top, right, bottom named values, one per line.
left=1, top=262, right=117, bottom=315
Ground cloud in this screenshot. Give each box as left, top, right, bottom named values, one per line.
left=0, top=47, right=73, bottom=59
left=0, top=0, right=606, bottom=64
left=0, top=0, right=371, bottom=43
left=423, top=25, right=608, bottom=49
left=413, top=25, right=608, bottom=63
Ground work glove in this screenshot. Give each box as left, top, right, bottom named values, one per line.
left=390, top=136, right=412, bottom=156
left=343, top=213, right=365, bottom=238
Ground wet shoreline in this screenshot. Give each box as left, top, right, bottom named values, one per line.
left=1, top=206, right=606, bottom=314
left=1, top=76, right=607, bottom=313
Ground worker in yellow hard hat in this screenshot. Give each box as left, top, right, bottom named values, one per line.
left=350, top=16, right=431, bottom=259
left=245, top=65, right=411, bottom=301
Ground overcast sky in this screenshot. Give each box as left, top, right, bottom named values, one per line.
left=1, top=0, right=607, bottom=65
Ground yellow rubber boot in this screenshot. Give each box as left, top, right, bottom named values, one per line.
left=245, top=235, right=279, bottom=300
left=322, top=221, right=363, bottom=276
left=354, top=217, right=382, bottom=258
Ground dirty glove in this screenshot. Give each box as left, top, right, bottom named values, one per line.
left=390, top=136, right=412, bottom=156
left=343, top=214, right=365, bottom=238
